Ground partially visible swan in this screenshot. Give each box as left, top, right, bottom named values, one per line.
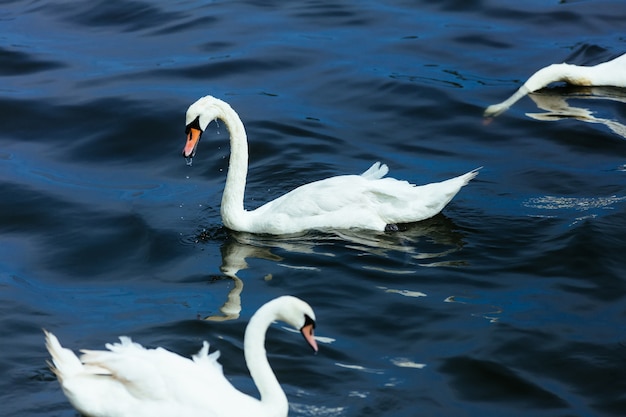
left=183, top=96, right=479, bottom=234
left=484, top=52, right=626, bottom=117
left=44, top=296, right=318, bottom=417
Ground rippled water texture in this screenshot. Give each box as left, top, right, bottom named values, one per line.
left=2, top=1, right=626, bottom=416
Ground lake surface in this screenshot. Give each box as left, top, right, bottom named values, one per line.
left=2, top=1, right=626, bottom=416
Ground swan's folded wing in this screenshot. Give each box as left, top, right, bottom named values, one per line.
left=257, top=163, right=390, bottom=214
left=251, top=167, right=477, bottom=232
left=360, top=162, right=389, bottom=179
left=80, top=337, right=240, bottom=406
left=367, top=169, right=479, bottom=223
left=260, top=174, right=379, bottom=214
left=192, top=340, right=224, bottom=375
left=79, top=337, right=170, bottom=400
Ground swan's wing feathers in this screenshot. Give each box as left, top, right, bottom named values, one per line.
left=394, top=169, right=480, bottom=219
left=253, top=167, right=479, bottom=232
left=192, top=340, right=211, bottom=361
left=79, top=338, right=169, bottom=400
left=104, top=335, right=143, bottom=351
left=45, top=328, right=261, bottom=416
left=192, top=341, right=224, bottom=373
left=360, top=162, right=389, bottom=179
left=360, top=168, right=480, bottom=223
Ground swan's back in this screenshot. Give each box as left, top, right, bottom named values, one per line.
left=45, top=331, right=262, bottom=417
left=245, top=163, right=479, bottom=234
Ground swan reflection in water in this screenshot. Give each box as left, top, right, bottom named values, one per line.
left=484, top=52, right=626, bottom=118
left=523, top=86, right=626, bottom=140
left=202, top=214, right=467, bottom=321
left=203, top=234, right=282, bottom=321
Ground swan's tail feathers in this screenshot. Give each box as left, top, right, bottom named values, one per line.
left=361, top=162, right=389, bottom=180
left=44, top=329, right=84, bottom=381
left=458, top=167, right=482, bottom=185
left=429, top=167, right=481, bottom=199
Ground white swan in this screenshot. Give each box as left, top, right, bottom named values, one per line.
left=44, top=296, right=318, bottom=417
left=484, top=52, right=626, bottom=117
left=183, top=96, right=479, bottom=234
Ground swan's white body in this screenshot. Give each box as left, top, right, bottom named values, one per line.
left=485, top=53, right=626, bottom=117
left=183, top=96, right=479, bottom=234
left=45, top=296, right=318, bottom=417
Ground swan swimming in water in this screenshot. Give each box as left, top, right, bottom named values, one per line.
left=44, top=296, right=318, bottom=417
left=183, top=95, right=479, bottom=234
left=484, top=52, right=626, bottom=117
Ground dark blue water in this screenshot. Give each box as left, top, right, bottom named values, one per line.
left=2, top=1, right=626, bottom=416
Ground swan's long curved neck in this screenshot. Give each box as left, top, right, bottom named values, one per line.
left=208, top=101, right=250, bottom=230
left=485, top=63, right=604, bottom=117
left=485, top=54, right=626, bottom=118
left=244, top=302, right=288, bottom=415
left=524, top=63, right=597, bottom=92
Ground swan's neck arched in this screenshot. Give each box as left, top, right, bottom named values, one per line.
left=525, top=63, right=603, bottom=92
left=209, top=102, right=250, bottom=231
left=244, top=302, right=288, bottom=417
left=484, top=54, right=626, bottom=118
left=485, top=64, right=599, bottom=117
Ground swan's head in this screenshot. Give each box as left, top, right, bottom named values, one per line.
left=271, top=296, right=318, bottom=353
left=183, top=95, right=226, bottom=159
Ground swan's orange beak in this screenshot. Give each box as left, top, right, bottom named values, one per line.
left=183, top=127, right=202, bottom=158
left=301, top=322, right=318, bottom=353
